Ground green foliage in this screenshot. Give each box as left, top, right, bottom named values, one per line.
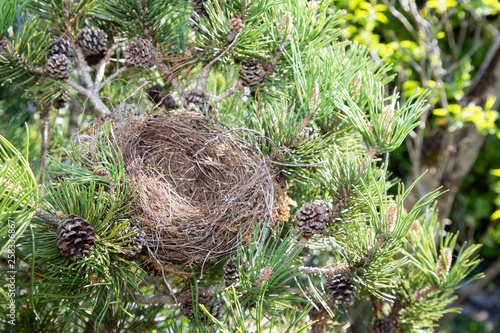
left=0, top=0, right=486, bottom=332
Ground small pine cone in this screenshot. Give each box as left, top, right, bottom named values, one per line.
left=326, top=274, right=356, bottom=306
left=146, top=86, right=178, bottom=110
left=56, top=214, right=96, bottom=259
left=53, top=91, right=71, bottom=109
left=48, top=35, right=75, bottom=61
left=210, top=298, right=223, bottom=320
left=115, top=103, right=138, bottom=115
left=192, top=0, right=209, bottom=18
left=223, top=259, right=239, bottom=287
left=257, top=266, right=273, bottom=284
left=78, top=27, right=108, bottom=56
left=163, top=95, right=179, bottom=110
left=239, top=58, right=266, bottom=86
left=228, top=16, right=245, bottom=42
left=0, top=35, right=13, bottom=59
left=372, top=318, right=396, bottom=333
left=182, top=89, right=214, bottom=116
left=121, top=226, right=147, bottom=257
left=296, top=201, right=329, bottom=237
left=180, top=286, right=212, bottom=321
left=124, top=38, right=155, bottom=68
left=146, top=85, right=165, bottom=105
left=46, top=54, right=72, bottom=79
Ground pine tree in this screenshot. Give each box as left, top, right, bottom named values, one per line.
left=0, top=0, right=483, bottom=332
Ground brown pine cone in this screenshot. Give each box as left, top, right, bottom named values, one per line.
left=115, top=103, right=138, bottom=116
left=125, top=38, right=155, bottom=68
left=56, top=214, right=96, bottom=259
left=180, top=286, right=212, bottom=320
left=223, top=259, right=239, bottom=287
left=48, top=35, right=75, bottom=61
left=326, top=274, right=356, bottom=306
left=372, top=318, right=396, bottom=333
left=121, top=226, right=147, bottom=257
left=192, top=0, right=209, bottom=18
left=296, top=201, right=329, bottom=237
left=239, top=58, right=266, bottom=86
left=146, top=85, right=178, bottom=110
left=228, top=16, right=245, bottom=41
left=46, top=54, right=72, bottom=79
left=53, top=91, right=71, bottom=109
left=78, top=27, right=108, bottom=56
left=182, top=89, right=214, bottom=116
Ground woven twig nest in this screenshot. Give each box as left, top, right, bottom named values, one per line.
left=89, top=113, right=290, bottom=274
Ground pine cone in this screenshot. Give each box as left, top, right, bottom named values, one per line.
left=125, top=38, right=155, bottom=68
left=121, top=226, right=147, bottom=257
left=372, top=318, right=396, bottom=333
left=210, top=298, right=223, bottom=320
left=326, top=274, right=356, bottom=306
left=257, top=266, right=273, bottom=284
left=0, top=35, right=13, bottom=59
left=180, top=286, right=212, bottom=320
left=53, top=91, right=71, bottom=109
left=192, top=0, right=209, bottom=18
left=78, top=27, right=108, bottom=56
left=48, top=35, right=75, bottom=61
left=182, top=89, right=214, bottom=116
left=46, top=54, right=72, bottom=79
left=223, top=259, right=239, bottom=287
left=56, top=214, right=96, bottom=259
left=228, top=16, right=244, bottom=42
left=115, top=103, right=138, bottom=116
left=146, top=85, right=178, bottom=110
left=296, top=201, right=329, bottom=237
left=239, top=58, right=266, bottom=86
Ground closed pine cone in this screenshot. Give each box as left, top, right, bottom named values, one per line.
left=53, top=91, right=71, bottom=109
left=223, top=259, right=239, bottom=287
left=192, top=0, right=209, bottom=18
left=182, top=89, right=214, bottom=116
left=46, top=54, right=72, bottom=79
left=228, top=16, right=244, bottom=41
left=121, top=226, right=147, bottom=257
left=56, top=214, right=96, bottom=259
left=180, top=286, right=212, bottom=320
left=239, top=58, right=266, bottom=86
left=372, top=318, right=396, bottom=333
left=78, top=27, right=107, bottom=56
left=326, top=274, right=356, bottom=306
left=146, top=85, right=178, bottom=110
left=124, top=38, right=155, bottom=68
left=48, top=35, right=75, bottom=60
left=296, top=201, right=329, bottom=237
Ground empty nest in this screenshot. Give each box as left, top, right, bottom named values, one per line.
left=95, top=113, right=289, bottom=274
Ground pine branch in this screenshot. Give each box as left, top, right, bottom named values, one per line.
left=97, top=65, right=129, bottom=91
left=35, top=209, right=61, bottom=225
left=95, top=44, right=119, bottom=88
left=66, top=78, right=111, bottom=114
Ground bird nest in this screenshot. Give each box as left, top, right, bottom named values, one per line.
left=89, top=113, right=290, bottom=276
